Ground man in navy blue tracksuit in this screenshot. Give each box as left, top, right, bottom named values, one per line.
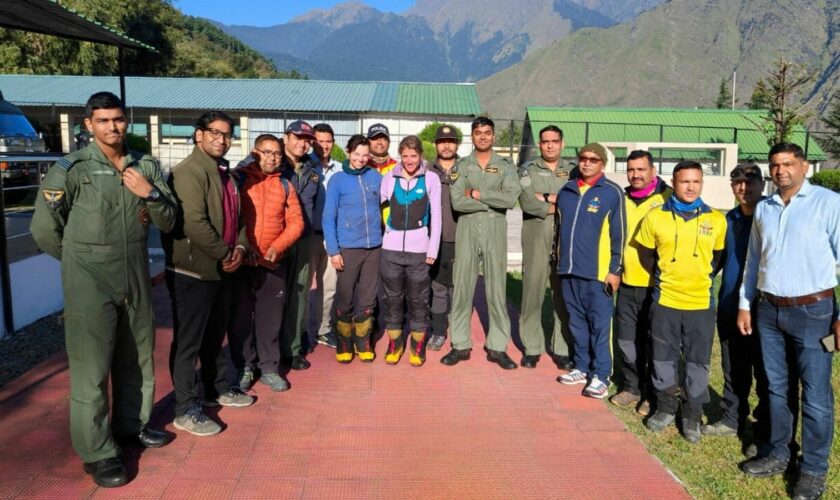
left=555, top=143, right=626, bottom=399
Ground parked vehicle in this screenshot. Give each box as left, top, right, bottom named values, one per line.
left=0, top=91, right=51, bottom=202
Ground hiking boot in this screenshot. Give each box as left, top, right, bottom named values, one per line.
left=792, top=472, right=826, bottom=500
left=610, top=390, right=641, bottom=407
left=237, top=368, right=254, bottom=392
left=353, top=315, right=375, bottom=363
left=409, top=331, right=427, bottom=367
left=336, top=319, right=354, bottom=363
left=701, top=421, right=738, bottom=436
left=427, top=334, right=446, bottom=351
left=682, top=419, right=702, bottom=443
left=317, top=331, right=338, bottom=349
left=557, top=369, right=588, bottom=385
left=208, top=388, right=255, bottom=408
left=384, top=328, right=405, bottom=365
left=645, top=411, right=675, bottom=432
left=260, top=372, right=290, bottom=392
left=583, top=376, right=609, bottom=399
left=173, top=404, right=222, bottom=436
left=740, top=455, right=788, bottom=477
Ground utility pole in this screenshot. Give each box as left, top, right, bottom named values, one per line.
left=731, top=71, right=736, bottom=110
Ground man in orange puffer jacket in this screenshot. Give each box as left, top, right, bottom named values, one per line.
left=229, top=134, right=304, bottom=392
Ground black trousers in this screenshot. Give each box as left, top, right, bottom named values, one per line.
left=615, top=284, right=654, bottom=397
left=229, top=264, right=287, bottom=374
left=650, top=303, right=715, bottom=421
left=335, top=247, right=381, bottom=321
left=717, top=314, right=799, bottom=446
left=381, top=249, right=430, bottom=331
left=167, top=271, right=232, bottom=416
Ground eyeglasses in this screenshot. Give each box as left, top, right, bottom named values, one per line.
left=203, top=128, right=233, bottom=141
left=577, top=156, right=602, bottom=164
left=256, top=149, right=282, bottom=158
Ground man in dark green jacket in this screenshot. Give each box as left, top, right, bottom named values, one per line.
left=31, top=92, right=176, bottom=488
left=164, top=111, right=253, bottom=438
left=518, top=125, right=573, bottom=369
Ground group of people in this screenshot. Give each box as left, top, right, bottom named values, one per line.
left=31, top=91, right=836, bottom=499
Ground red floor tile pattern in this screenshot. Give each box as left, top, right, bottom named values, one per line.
left=0, top=284, right=689, bottom=499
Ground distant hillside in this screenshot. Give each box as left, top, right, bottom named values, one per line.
left=0, top=0, right=293, bottom=79
left=219, top=0, right=655, bottom=82
left=477, top=0, right=840, bottom=120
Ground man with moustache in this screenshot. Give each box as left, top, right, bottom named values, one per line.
left=441, top=117, right=522, bottom=370
left=517, top=125, right=572, bottom=369
left=637, top=161, right=726, bottom=443
left=610, top=150, right=671, bottom=414
left=427, top=124, right=460, bottom=351
left=280, top=120, right=320, bottom=370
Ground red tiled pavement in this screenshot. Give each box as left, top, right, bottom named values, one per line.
left=0, top=283, right=689, bottom=499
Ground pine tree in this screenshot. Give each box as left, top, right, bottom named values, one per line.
left=817, top=92, right=840, bottom=161
left=715, top=78, right=732, bottom=109
left=747, top=59, right=815, bottom=146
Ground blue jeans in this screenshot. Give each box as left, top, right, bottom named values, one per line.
left=757, top=297, right=835, bottom=476
left=560, top=276, right=613, bottom=382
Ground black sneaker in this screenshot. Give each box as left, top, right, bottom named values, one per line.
left=317, top=331, right=338, bottom=349
left=792, top=472, right=826, bottom=500
left=740, top=455, right=788, bottom=477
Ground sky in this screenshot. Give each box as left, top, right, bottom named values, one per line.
left=175, top=0, right=416, bottom=27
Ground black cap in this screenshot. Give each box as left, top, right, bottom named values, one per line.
left=367, top=123, right=389, bottom=139
left=730, top=164, right=763, bottom=181
left=435, top=125, right=459, bottom=142
left=285, top=120, right=315, bottom=139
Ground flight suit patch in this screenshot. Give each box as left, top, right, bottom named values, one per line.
left=556, top=171, right=569, bottom=178
left=485, top=166, right=499, bottom=174
left=43, top=189, right=65, bottom=210
left=449, top=165, right=460, bottom=181
left=139, top=206, right=151, bottom=225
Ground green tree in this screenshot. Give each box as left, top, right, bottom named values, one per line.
left=496, top=121, right=522, bottom=148
left=816, top=92, right=840, bottom=161
left=715, top=78, right=732, bottom=109
left=747, top=59, right=815, bottom=146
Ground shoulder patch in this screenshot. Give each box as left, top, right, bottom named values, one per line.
left=449, top=164, right=460, bottom=181
left=56, top=158, right=77, bottom=171
left=518, top=167, right=529, bottom=178
left=43, top=189, right=65, bottom=210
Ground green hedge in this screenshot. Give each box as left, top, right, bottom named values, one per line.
left=811, top=169, right=840, bottom=192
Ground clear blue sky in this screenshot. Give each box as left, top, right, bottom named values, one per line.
left=175, top=0, right=416, bottom=27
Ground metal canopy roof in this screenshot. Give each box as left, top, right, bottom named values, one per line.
left=0, top=0, right=154, bottom=50
left=0, top=74, right=481, bottom=116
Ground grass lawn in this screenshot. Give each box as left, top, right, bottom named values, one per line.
left=506, top=272, right=840, bottom=499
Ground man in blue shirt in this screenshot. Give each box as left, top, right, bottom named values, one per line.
left=738, top=143, right=840, bottom=500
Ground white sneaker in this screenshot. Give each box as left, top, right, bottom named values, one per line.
left=558, top=369, right=588, bottom=385
left=583, top=376, right=608, bottom=399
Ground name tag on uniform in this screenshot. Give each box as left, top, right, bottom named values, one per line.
left=485, top=166, right=499, bottom=174
left=92, top=170, right=116, bottom=176
left=556, top=171, right=569, bottom=178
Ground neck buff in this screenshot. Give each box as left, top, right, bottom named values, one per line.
left=670, top=194, right=704, bottom=212
left=370, top=154, right=390, bottom=166
left=342, top=160, right=368, bottom=176
left=629, top=177, right=659, bottom=199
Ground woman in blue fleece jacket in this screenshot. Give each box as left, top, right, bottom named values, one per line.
left=322, top=134, right=383, bottom=363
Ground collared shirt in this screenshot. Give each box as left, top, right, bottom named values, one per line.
left=739, top=181, right=840, bottom=316
left=636, top=199, right=726, bottom=310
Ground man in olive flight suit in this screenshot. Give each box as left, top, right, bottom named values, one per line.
left=517, top=125, right=573, bottom=369
left=31, top=92, right=176, bottom=488
left=441, top=116, right=522, bottom=370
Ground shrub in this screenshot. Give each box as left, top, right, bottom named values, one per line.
left=330, top=145, right=346, bottom=163
left=810, top=169, right=840, bottom=192
left=127, top=133, right=151, bottom=153
left=418, top=122, right=463, bottom=144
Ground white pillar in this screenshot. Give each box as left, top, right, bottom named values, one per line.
left=239, top=115, right=250, bottom=151
left=59, top=113, right=73, bottom=153
left=150, top=114, right=160, bottom=159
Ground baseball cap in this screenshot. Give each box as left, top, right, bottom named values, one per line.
left=435, top=125, right=459, bottom=142
left=285, top=120, right=315, bottom=139
left=367, top=123, right=390, bottom=139
left=730, top=164, right=763, bottom=181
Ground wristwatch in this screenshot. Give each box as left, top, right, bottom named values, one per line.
left=543, top=193, right=550, bottom=203
left=146, top=188, right=161, bottom=202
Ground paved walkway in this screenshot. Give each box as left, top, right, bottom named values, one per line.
left=0, top=282, right=688, bottom=499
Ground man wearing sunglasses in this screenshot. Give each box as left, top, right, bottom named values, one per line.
left=555, top=143, right=626, bottom=399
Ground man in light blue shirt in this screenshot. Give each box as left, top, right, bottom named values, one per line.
left=737, top=143, right=840, bottom=500
left=309, top=123, right=342, bottom=350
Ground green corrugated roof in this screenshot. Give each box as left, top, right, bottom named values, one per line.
left=0, top=74, right=480, bottom=115
left=525, top=107, right=826, bottom=161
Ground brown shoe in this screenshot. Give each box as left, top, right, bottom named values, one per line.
left=636, top=399, right=651, bottom=416
left=609, top=390, right=641, bottom=407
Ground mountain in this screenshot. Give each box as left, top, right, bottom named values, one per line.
left=477, top=0, right=840, bottom=120
left=567, top=0, right=664, bottom=22
left=0, top=0, right=289, bottom=78
left=217, top=0, right=650, bottom=82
